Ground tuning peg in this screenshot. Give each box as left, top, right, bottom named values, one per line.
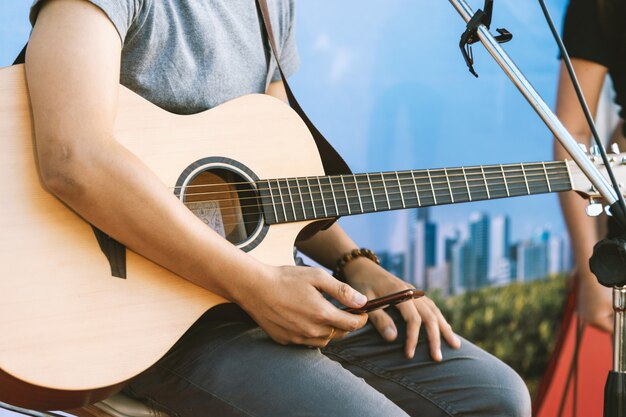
left=586, top=201, right=603, bottom=217
left=578, top=143, right=588, bottom=154
left=590, top=145, right=601, bottom=157
left=611, top=143, right=621, bottom=154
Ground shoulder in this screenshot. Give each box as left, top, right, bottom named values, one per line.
left=30, top=0, right=149, bottom=43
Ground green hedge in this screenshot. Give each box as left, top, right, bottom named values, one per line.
left=432, top=275, right=569, bottom=395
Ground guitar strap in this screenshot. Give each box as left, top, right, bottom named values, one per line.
left=255, top=0, right=352, bottom=178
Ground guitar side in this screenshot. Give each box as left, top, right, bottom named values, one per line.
left=0, top=64, right=326, bottom=410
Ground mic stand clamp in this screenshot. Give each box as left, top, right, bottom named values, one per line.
left=459, top=0, right=512, bottom=77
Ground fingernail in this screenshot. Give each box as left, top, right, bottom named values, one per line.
left=353, top=292, right=367, bottom=305
left=437, top=348, right=443, bottom=361
left=454, top=335, right=462, bottom=347
left=383, top=326, right=396, bottom=340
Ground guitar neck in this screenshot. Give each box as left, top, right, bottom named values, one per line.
left=258, top=160, right=573, bottom=224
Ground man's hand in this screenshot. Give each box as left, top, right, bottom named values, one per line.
left=344, top=258, right=461, bottom=361
left=577, top=270, right=613, bottom=333
left=235, top=265, right=369, bottom=348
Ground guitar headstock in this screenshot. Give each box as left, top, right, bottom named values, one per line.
left=568, top=147, right=626, bottom=201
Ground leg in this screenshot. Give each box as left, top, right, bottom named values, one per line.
left=323, top=309, right=532, bottom=417
left=123, top=315, right=409, bottom=417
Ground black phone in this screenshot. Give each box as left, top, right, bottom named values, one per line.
left=342, top=289, right=425, bottom=314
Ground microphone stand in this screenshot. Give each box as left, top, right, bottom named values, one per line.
left=447, top=0, right=626, bottom=415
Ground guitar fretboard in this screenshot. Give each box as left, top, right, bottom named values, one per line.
left=258, top=161, right=572, bottom=224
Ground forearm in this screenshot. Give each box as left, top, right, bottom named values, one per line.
left=36, top=131, right=265, bottom=303
left=296, top=223, right=359, bottom=269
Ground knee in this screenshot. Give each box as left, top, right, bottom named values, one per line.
left=479, top=362, right=532, bottom=417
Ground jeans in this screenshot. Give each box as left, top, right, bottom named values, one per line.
left=124, top=309, right=531, bottom=417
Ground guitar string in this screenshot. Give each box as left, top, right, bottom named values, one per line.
left=183, top=172, right=574, bottom=215
left=179, top=169, right=573, bottom=206
left=191, top=173, right=574, bottom=228
left=179, top=164, right=569, bottom=197
left=167, top=160, right=569, bottom=191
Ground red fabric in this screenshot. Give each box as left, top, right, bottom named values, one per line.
left=533, top=289, right=612, bottom=417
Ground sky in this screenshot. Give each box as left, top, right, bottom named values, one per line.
left=0, top=1, right=587, bottom=415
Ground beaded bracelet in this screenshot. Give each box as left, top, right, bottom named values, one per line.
left=332, top=248, right=380, bottom=279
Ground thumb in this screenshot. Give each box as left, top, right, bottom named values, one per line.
left=316, top=273, right=367, bottom=308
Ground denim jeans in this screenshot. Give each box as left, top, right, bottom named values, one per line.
left=124, top=309, right=531, bottom=417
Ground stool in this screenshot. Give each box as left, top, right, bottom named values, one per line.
left=68, top=393, right=170, bottom=417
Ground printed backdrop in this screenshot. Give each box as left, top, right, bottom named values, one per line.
left=2, top=0, right=606, bottom=415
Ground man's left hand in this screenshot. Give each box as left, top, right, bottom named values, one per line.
left=344, top=258, right=461, bottom=361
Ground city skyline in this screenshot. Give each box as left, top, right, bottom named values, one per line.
left=379, top=207, right=572, bottom=296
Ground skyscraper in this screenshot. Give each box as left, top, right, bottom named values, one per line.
left=407, top=207, right=437, bottom=289
left=488, top=215, right=511, bottom=284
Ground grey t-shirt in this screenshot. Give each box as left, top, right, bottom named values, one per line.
left=30, top=0, right=300, bottom=114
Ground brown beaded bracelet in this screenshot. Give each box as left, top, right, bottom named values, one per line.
left=332, top=248, right=380, bottom=279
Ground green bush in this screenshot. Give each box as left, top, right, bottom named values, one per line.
left=432, top=275, right=569, bottom=396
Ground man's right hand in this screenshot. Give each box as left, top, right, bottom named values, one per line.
left=235, top=265, right=369, bottom=347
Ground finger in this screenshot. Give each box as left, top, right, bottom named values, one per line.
left=425, top=299, right=461, bottom=349
left=316, top=299, right=368, bottom=332
left=416, top=301, right=442, bottom=362
left=296, top=329, right=349, bottom=348
left=368, top=309, right=398, bottom=341
left=313, top=271, right=367, bottom=308
left=395, top=300, right=421, bottom=359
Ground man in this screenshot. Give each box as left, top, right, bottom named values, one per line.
left=25, top=0, right=530, bottom=415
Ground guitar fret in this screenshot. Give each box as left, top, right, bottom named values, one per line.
left=480, top=166, right=491, bottom=199
left=266, top=180, right=279, bottom=222
left=427, top=170, right=437, bottom=205
left=395, top=172, right=406, bottom=208
left=274, top=179, right=287, bottom=220
left=520, top=164, right=531, bottom=195
left=329, top=177, right=340, bottom=215
left=462, top=167, right=472, bottom=201
left=367, top=173, right=377, bottom=211
left=542, top=162, right=551, bottom=192
left=353, top=175, right=364, bottom=213
left=285, top=179, right=297, bottom=220
left=381, top=173, right=391, bottom=209
left=316, top=177, right=329, bottom=217
left=564, top=161, right=575, bottom=191
left=340, top=176, right=352, bottom=215
left=410, top=171, right=421, bottom=206
left=305, top=177, right=317, bottom=218
left=500, top=164, right=510, bottom=197
left=295, top=178, right=307, bottom=219
left=444, top=168, right=454, bottom=203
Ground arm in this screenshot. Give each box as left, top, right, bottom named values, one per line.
left=553, top=58, right=613, bottom=332
left=28, top=0, right=367, bottom=347
left=266, top=80, right=460, bottom=360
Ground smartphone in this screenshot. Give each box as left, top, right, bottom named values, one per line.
left=343, top=289, right=425, bottom=314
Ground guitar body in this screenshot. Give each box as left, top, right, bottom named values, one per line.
left=0, top=65, right=325, bottom=410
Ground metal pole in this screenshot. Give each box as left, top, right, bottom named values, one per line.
left=447, top=0, right=619, bottom=206
left=614, top=287, right=626, bottom=373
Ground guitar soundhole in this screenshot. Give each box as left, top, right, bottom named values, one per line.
left=182, top=168, right=261, bottom=246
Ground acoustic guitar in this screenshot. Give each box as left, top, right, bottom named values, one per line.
left=0, top=64, right=620, bottom=411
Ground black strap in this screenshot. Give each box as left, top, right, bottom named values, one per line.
left=256, top=0, right=352, bottom=178
left=13, top=44, right=27, bottom=65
